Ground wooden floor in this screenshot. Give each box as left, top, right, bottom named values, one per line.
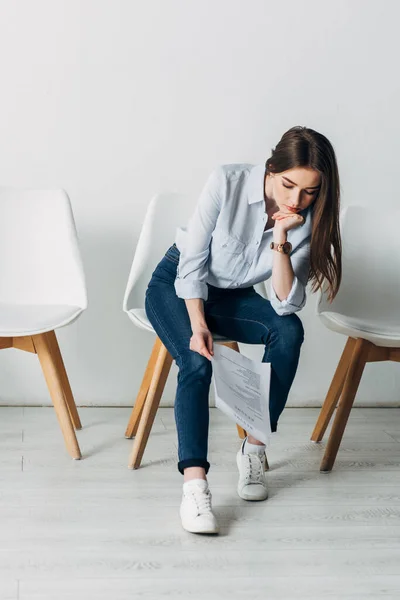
left=1, top=406, right=400, bottom=599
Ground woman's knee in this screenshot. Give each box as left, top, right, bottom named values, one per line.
left=270, top=313, right=304, bottom=350
left=176, top=350, right=213, bottom=380
left=286, top=314, right=305, bottom=346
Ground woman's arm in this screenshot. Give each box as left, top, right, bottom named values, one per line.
left=184, top=298, right=208, bottom=330
left=174, top=167, right=223, bottom=301
left=271, top=228, right=295, bottom=301
left=270, top=212, right=310, bottom=316
left=174, top=167, right=224, bottom=359
left=185, top=298, right=214, bottom=360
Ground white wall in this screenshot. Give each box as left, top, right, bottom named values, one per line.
left=0, top=0, right=399, bottom=407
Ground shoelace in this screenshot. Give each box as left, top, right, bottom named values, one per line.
left=187, top=487, right=212, bottom=516
left=243, top=453, right=265, bottom=485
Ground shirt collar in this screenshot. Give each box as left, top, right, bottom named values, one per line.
left=247, top=164, right=266, bottom=205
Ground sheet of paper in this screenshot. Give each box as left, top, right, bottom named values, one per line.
left=211, top=344, right=271, bottom=445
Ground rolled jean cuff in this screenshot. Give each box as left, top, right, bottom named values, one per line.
left=178, top=458, right=210, bottom=475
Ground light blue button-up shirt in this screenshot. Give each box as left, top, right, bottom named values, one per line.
left=174, top=163, right=312, bottom=316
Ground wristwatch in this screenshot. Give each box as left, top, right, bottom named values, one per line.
left=270, top=241, right=292, bottom=254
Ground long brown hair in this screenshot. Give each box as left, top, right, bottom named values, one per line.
left=265, top=126, right=342, bottom=302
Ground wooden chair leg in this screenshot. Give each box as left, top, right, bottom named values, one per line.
left=128, top=342, right=173, bottom=469
left=33, top=332, right=82, bottom=460
left=319, top=338, right=371, bottom=472
left=311, top=337, right=356, bottom=442
left=42, top=331, right=82, bottom=430
left=125, top=337, right=162, bottom=438
left=0, top=337, right=13, bottom=349
left=236, top=424, right=247, bottom=439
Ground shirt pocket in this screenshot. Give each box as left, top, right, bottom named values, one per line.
left=210, top=230, right=246, bottom=281
left=220, top=233, right=246, bottom=254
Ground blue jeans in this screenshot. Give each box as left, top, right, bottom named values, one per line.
left=145, top=244, right=305, bottom=475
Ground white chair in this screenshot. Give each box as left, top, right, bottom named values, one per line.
left=123, top=192, right=270, bottom=470
left=311, top=205, right=400, bottom=471
left=0, top=188, right=87, bottom=459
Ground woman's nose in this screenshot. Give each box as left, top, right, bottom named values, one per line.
left=288, top=199, right=300, bottom=209
left=290, top=192, right=301, bottom=208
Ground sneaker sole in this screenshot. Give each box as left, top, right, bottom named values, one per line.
left=181, top=520, right=219, bottom=534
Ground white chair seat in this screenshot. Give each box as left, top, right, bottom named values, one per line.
left=319, top=310, right=400, bottom=348
left=127, top=308, right=232, bottom=343
left=316, top=207, right=400, bottom=350
left=0, top=304, right=83, bottom=337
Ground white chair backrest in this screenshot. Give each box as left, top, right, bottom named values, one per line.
left=123, top=193, right=194, bottom=313
left=0, top=188, right=87, bottom=308
left=123, top=191, right=270, bottom=313
left=317, top=205, right=400, bottom=318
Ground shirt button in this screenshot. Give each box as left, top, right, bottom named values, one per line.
left=255, top=241, right=259, bottom=246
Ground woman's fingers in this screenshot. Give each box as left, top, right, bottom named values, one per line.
left=271, top=212, right=304, bottom=229
left=190, top=332, right=213, bottom=361
left=206, top=333, right=214, bottom=356
left=199, top=343, right=213, bottom=361
left=200, top=334, right=213, bottom=360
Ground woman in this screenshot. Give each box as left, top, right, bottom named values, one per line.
left=145, top=126, right=342, bottom=534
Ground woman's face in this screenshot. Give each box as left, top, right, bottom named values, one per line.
left=266, top=167, right=321, bottom=214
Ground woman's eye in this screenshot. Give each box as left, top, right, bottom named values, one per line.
left=283, top=183, right=317, bottom=196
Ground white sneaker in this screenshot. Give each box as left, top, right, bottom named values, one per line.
left=180, top=479, right=219, bottom=534
left=236, top=438, right=269, bottom=501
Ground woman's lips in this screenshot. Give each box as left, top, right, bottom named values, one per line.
left=284, top=205, right=300, bottom=213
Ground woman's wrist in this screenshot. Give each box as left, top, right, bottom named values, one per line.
left=273, top=230, right=288, bottom=244
left=183, top=299, right=209, bottom=333
left=191, top=322, right=209, bottom=333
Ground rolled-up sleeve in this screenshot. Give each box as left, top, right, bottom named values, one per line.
left=174, top=167, right=223, bottom=301
left=270, top=239, right=310, bottom=316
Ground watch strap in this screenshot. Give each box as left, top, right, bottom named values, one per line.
left=270, top=241, right=292, bottom=254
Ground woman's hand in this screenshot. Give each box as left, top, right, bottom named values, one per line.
left=271, top=211, right=305, bottom=234
left=190, top=327, right=214, bottom=361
